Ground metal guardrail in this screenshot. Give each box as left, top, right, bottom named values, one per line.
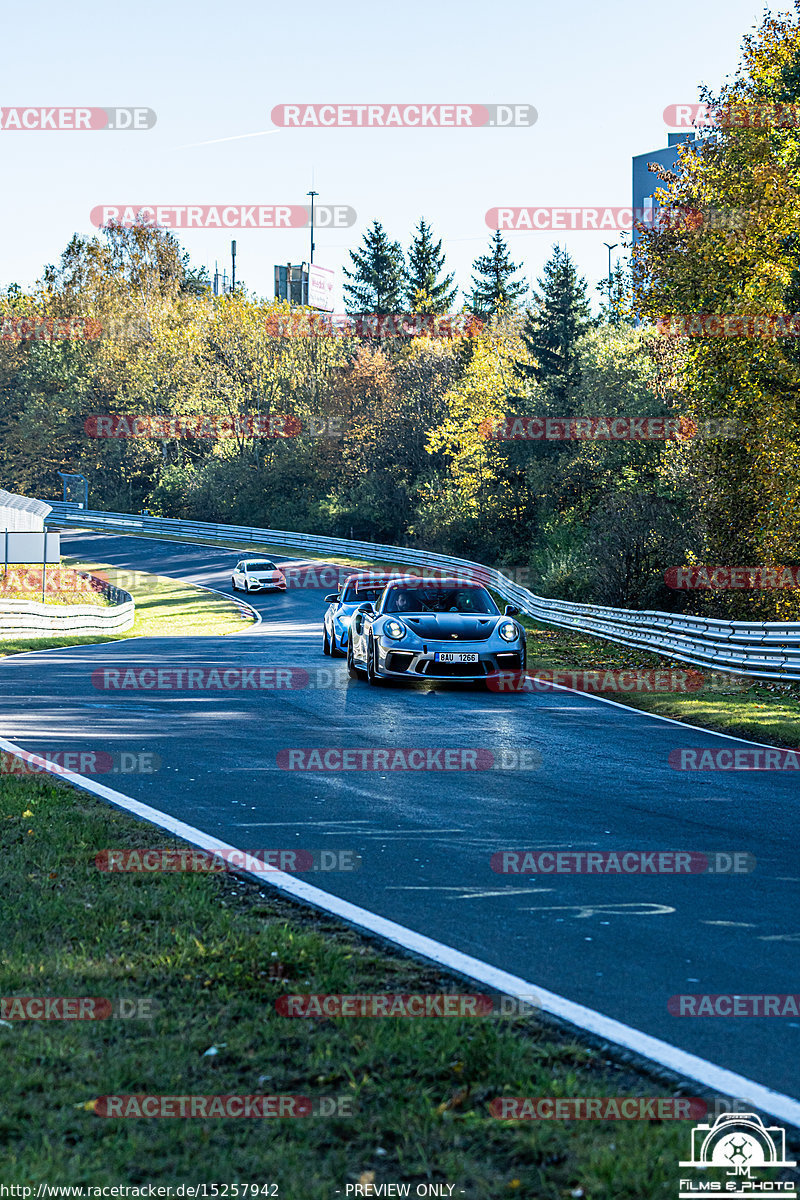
left=43, top=501, right=800, bottom=682
left=0, top=567, right=134, bottom=636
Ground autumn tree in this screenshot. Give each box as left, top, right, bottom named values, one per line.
left=632, top=3, right=800, bottom=614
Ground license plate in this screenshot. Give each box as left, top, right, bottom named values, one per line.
left=434, top=652, right=478, bottom=663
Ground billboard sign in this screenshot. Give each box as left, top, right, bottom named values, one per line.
left=308, top=265, right=335, bottom=312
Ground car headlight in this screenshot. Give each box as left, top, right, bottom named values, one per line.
left=384, top=619, right=406, bottom=640
left=498, top=621, right=519, bottom=642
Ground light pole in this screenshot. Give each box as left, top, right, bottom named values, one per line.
left=307, top=191, right=318, bottom=265
left=603, top=242, right=618, bottom=306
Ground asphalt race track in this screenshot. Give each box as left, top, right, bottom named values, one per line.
left=2, top=531, right=798, bottom=1097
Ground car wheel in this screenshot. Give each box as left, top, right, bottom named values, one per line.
left=366, top=637, right=386, bottom=687
left=231, top=577, right=238, bottom=592
left=323, top=626, right=332, bottom=656
left=347, top=639, right=362, bottom=678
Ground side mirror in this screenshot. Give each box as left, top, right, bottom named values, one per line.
left=504, top=604, right=520, bottom=616
left=324, top=593, right=338, bottom=603
left=358, top=601, right=375, bottom=614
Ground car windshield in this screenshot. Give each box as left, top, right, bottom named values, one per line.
left=341, top=582, right=389, bottom=602
left=385, top=586, right=499, bottom=615
left=246, top=561, right=276, bottom=571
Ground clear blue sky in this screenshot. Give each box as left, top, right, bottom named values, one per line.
left=1, top=0, right=793, bottom=312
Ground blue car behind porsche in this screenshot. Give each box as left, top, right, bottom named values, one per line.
left=322, top=573, right=396, bottom=656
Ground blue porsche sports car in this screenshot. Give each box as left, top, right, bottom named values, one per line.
left=346, top=578, right=525, bottom=685
left=322, top=573, right=396, bottom=656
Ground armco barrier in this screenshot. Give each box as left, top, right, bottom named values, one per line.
left=42, top=502, right=800, bottom=682
left=0, top=570, right=134, bottom=636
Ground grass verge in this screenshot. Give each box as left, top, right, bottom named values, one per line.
left=0, top=773, right=756, bottom=1198
left=521, top=619, right=800, bottom=749
left=0, top=562, right=252, bottom=658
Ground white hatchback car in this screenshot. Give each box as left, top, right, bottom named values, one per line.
left=231, top=558, right=286, bottom=593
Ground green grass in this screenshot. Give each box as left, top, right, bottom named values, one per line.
left=521, top=618, right=800, bottom=748
left=0, top=564, right=109, bottom=606
left=0, top=562, right=252, bottom=658
left=0, top=773, right=732, bottom=1197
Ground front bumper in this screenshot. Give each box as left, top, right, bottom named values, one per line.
left=246, top=580, right=286, bottom=591
left=376, top=639, right=524, bottom=680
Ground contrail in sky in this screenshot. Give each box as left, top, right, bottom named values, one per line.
left=176, top=130, right=280, bottom=149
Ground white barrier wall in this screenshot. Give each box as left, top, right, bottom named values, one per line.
left=0, top=488, right=52, bottom=531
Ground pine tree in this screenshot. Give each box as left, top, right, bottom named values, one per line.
left=517, top=245, right=594, bottom=404
left=597, top=259, right=633, bottom=326
left=469, top=230, right=527, bottom=316
left=343, top=221, right=405, bottom=315
left=405, top=219, right=458, bottom=312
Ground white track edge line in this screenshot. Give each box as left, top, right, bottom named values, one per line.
left=2, top=733, right=798, bottom=1128
left=538, top=677, right=800, bottom=751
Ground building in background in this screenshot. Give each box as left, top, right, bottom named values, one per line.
left=632, top=132, right=699, bottom=242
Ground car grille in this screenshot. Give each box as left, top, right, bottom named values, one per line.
left=386, top=651, right=414, bottom=672
left=496, top=652, right=523, bottom=669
